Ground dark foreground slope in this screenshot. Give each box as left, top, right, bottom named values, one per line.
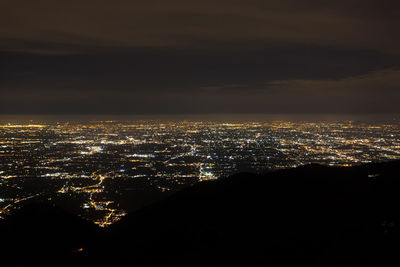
left=0, top=203, right=99, bottom=266
left=2, top=161, right=400, bottom=266
left=100, top=161, right=400, bottom=267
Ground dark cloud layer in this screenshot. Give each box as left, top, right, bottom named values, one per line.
left=1, top=0, right=399, bottom=114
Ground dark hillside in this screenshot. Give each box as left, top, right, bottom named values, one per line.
left=97, top=160, right=400, bottom=266
left=0, top=203, right=99, bottom=266
left=2, top=161, right=400, bottom=266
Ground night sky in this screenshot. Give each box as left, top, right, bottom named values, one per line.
left=1, top=0, right=399, bottom=114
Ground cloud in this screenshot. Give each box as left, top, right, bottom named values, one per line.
left=266, top=68, right=400, bottom=94
left=1, top=68, right=398, bottom=114
left=1, top=0, right=399, bottom=114
left=1, top=44, right=397, bottom=94
left=0, top=0, right=399, bottom=54
left=260, top=69, right=400, bottom=113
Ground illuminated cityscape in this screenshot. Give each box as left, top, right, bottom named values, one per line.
left=1, top=118, right=400, bottom=226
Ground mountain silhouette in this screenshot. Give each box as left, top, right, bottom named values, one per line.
left=2, top=161, right=400, bottom=266
left=0, top=203, right=99, bottom=266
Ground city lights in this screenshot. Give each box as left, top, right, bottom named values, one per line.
left=0, top=119, right=399, bottom=226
